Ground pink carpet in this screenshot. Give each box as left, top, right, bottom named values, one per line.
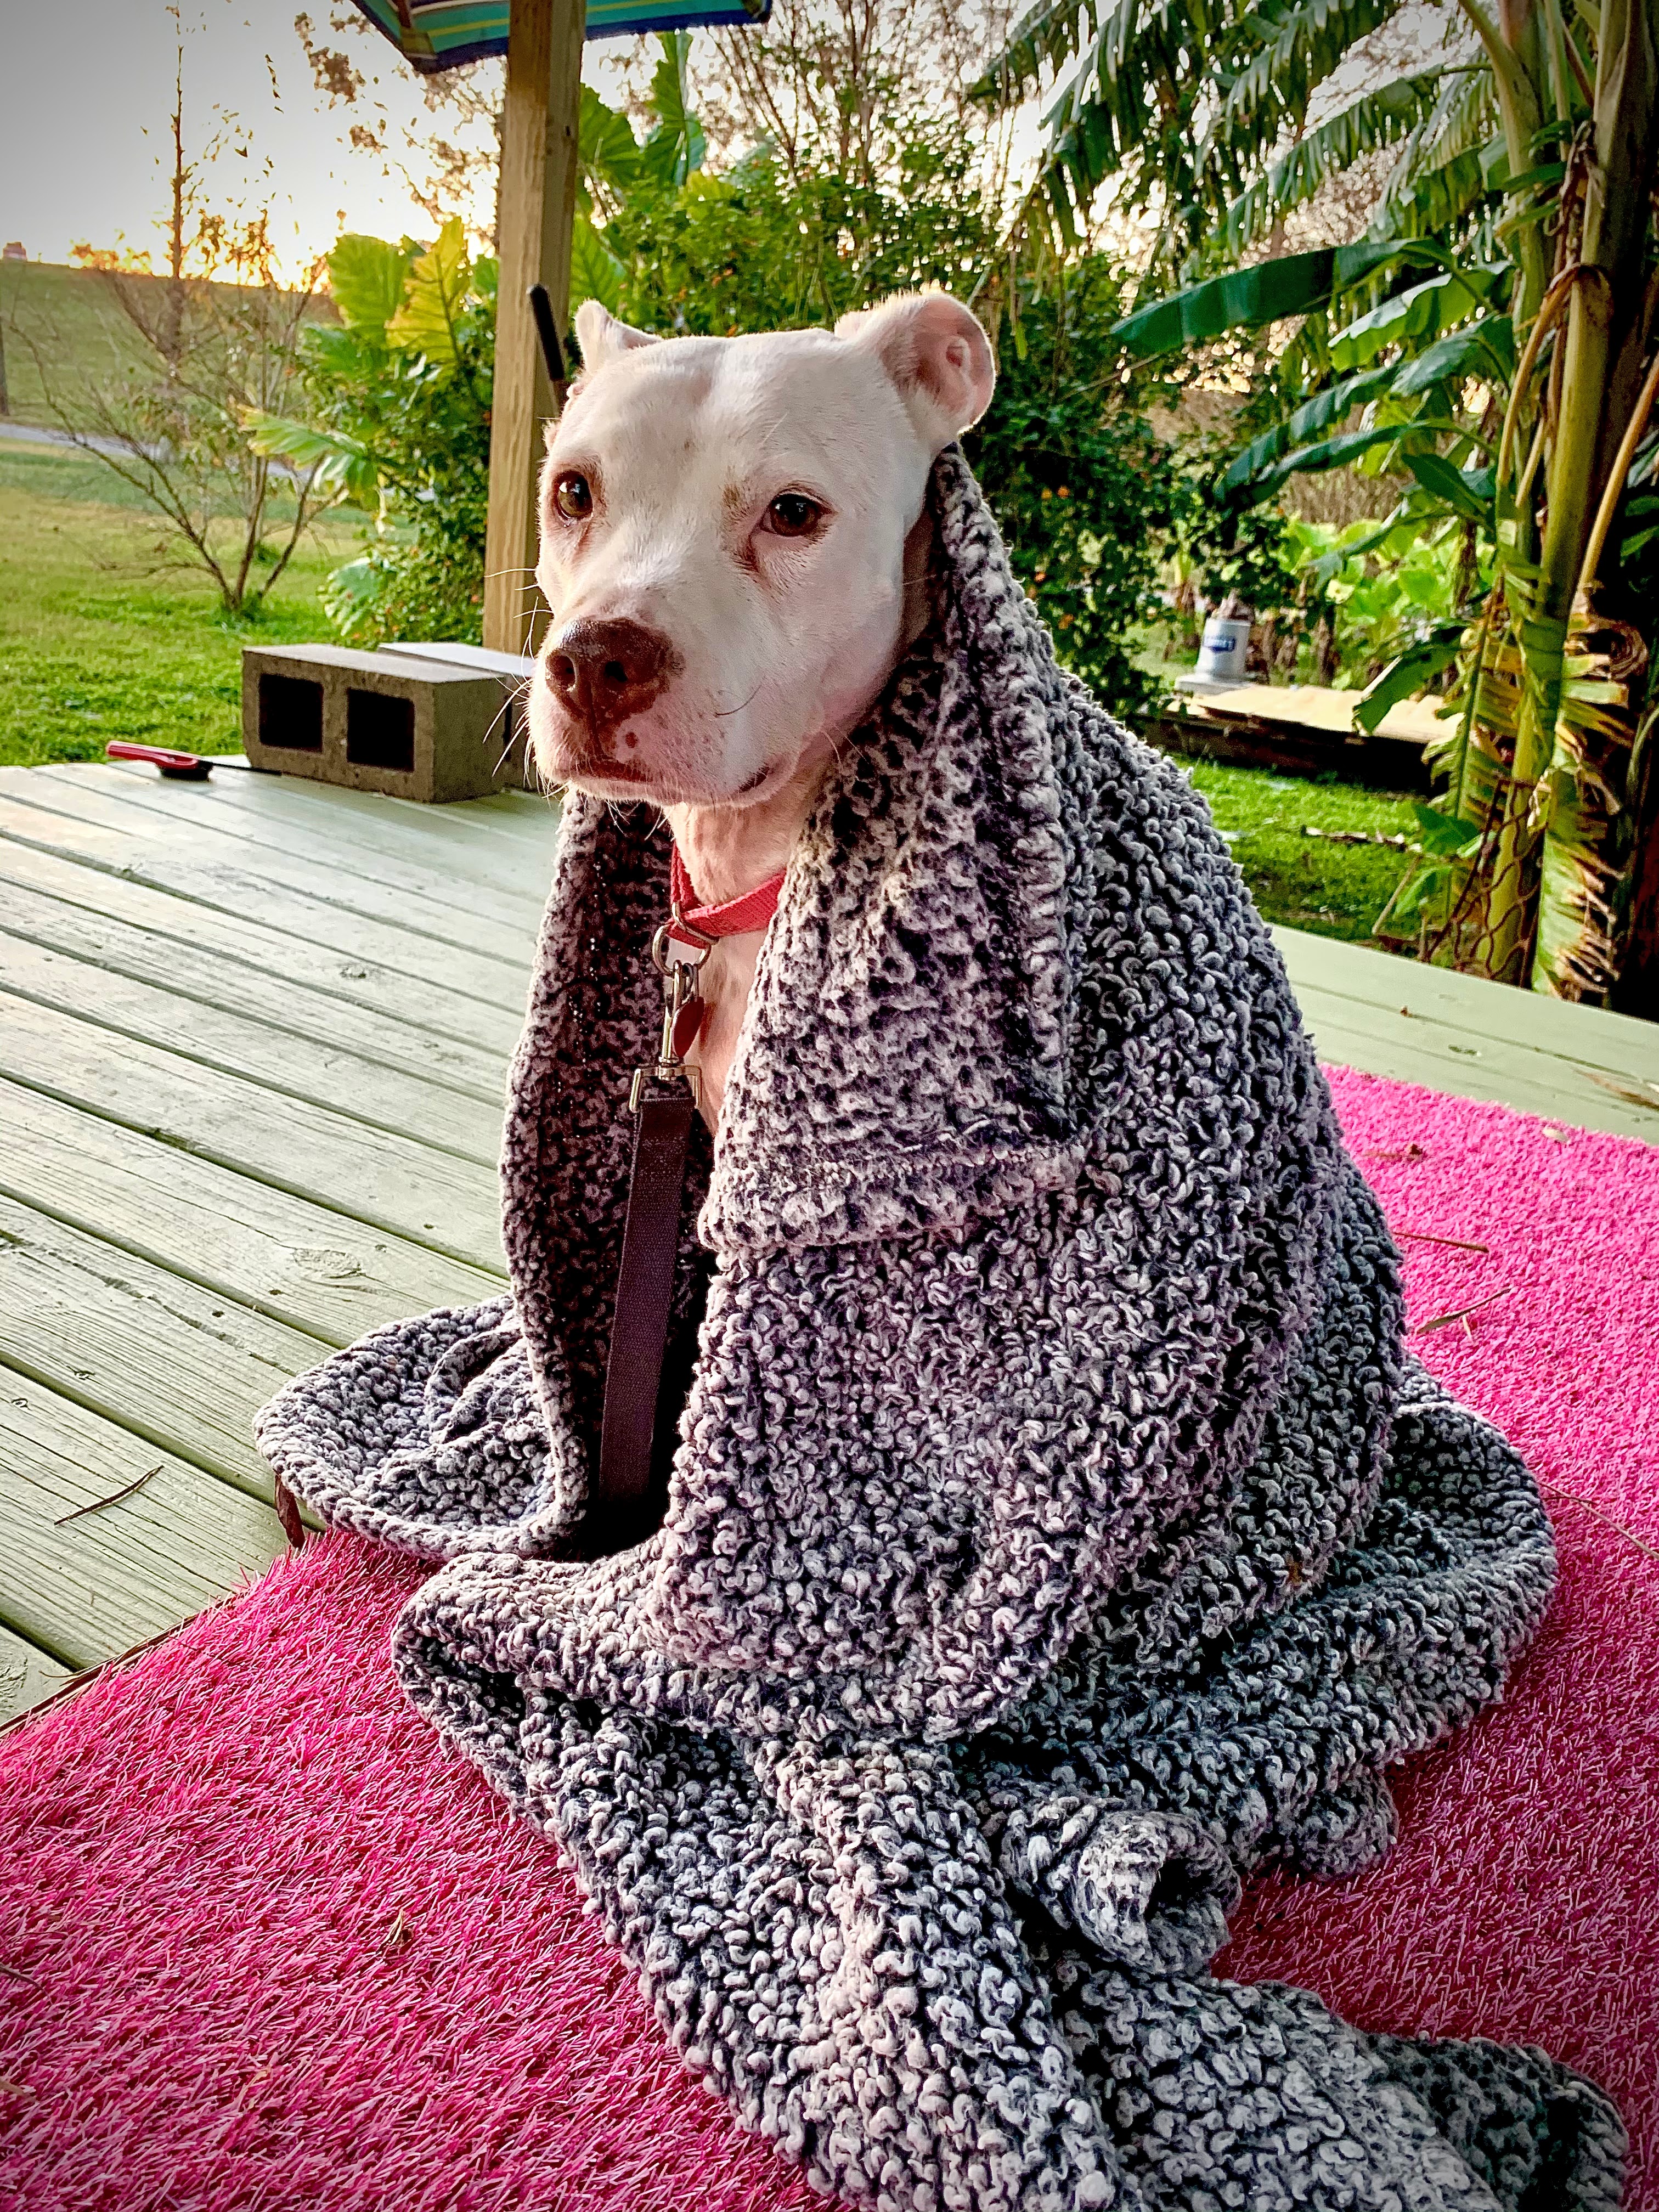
left=2, top=1068, right=1656, bottom=2212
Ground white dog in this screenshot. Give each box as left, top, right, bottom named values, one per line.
left=527, top=291, right=997, bottom=1127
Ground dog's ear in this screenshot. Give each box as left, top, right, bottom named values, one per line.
left=573, top=300, right=659, bottom=368
left=835, top=292, right=996, bottom=451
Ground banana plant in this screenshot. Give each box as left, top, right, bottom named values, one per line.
left=980, top=0, right=1659, bottom=1012
left=974, top=0, right=1412, bottom=272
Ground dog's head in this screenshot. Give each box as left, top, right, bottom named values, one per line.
left=527, top=292, right=995, bottom=809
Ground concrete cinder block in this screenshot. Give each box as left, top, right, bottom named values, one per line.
left=241, top=644, right=530, bottom=804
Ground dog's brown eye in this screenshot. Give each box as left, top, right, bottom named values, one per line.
left=764, top=492, right=823, bottom=538
left=554, top=471, right=593, bottom=521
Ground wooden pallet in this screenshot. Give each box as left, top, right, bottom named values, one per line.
left=1, top=759, right=1655, bottom=1725
left=1147, top=694, right=1434, bottom=791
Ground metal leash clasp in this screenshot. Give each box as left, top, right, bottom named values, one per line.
left=630, top=912, right=713, bottom=1112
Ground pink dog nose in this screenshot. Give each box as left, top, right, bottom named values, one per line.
left=545, top=618, right=677, bottom=742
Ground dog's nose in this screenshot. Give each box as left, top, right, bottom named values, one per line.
left=544, top=618, right=676, bottom=740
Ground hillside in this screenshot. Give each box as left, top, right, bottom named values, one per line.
left=0, top=259, right=332, bottom=429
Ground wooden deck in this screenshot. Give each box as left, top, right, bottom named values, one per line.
left=2, top=758, right=1657, bottom=1726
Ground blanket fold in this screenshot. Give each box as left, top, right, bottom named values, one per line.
left=258, top=446, right=1623, bottom=2210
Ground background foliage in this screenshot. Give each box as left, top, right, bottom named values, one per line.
left=249, top=224, right=495, bottom=641
left=964, top=262, right=1175, bottom=715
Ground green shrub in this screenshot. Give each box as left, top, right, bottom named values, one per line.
left=246, top=224, right=494, bottom=644
left=967, top=267, right=1177, bottom=720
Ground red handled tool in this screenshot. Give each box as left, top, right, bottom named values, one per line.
left=105, top=743, right=265, bottom=781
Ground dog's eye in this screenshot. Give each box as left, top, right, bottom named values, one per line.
left=763, top=493, right=823, bottom=538
left=553, top=471, right=594, bottom=521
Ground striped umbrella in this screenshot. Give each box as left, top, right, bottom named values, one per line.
left=348, top=0, right=770, bottom=72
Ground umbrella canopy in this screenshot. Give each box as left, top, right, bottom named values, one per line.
left=350, top=0, right=770, bottom=72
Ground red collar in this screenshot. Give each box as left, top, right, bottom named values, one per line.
left=666, top=847, right=786, bottom=947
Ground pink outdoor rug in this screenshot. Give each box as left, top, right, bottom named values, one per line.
left=2, top=1067, right=1656, bottom=2212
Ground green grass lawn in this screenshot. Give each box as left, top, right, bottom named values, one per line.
left=0, top=438, right=1416, bottom=948
left=1186, top=762, right=1417, bottom=945
left=0, top=432, right=364, bottom=765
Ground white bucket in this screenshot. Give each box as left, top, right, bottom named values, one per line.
left=1196, top=615, right=1252, bottom=683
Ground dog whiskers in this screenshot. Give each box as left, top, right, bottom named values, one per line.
left=713, top=678, right=766, bottom=721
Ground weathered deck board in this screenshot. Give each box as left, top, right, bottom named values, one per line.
left=2, top=757, right=1654, bottom=1729
left=0, top=922, right=502, bottom=1163
left=0, top=1623, right=70, bottom=1728
left=1278, top=929, right=1659, bottom=1143
left=19, top=764, right=548, bottom=949
left=0, top=1079, right=504, bottom=1345
left=0, top=835, right=523, bottom=1058
left=0, top=870, right=508, bottom=1102
left=0, top=1188, right=338, bottom=1504
left=63, top=760, right=560, bottom=906
left=0, top=991, right=504, bottom=1271
left=0, top=1376, right=287, bottom=1670
left=0, top=789, right=532, bottom=1011
left=176, top=770, right=566, bottom=861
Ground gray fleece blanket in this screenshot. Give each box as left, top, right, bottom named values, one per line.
left=258, top=448, right=1623, bottom=2212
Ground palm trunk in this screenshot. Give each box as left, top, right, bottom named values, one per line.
left=1525, top=0, right=1659, bottom=998
left=1431, top=0, right=1553, bottom=981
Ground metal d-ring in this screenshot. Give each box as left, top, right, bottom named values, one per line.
left=631, top=918, right=713, bottom=1113
left=651, top=918, right=713, bottom=976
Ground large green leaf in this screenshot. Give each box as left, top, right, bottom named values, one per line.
left=1236, top=416, right=1464, bottom=505
left=983, top=0, right=1434, bottom=270
left=1217, top=363, right=1396, bottom=498
left=321, top=555, right=381, bottom=639
left=242, top=411, right=377, bottom=505
left=1373, top=67, right=1496, bottom=239
left=1403, top=450, right=1494, bottom=519
left=976, top=0, right=1207, bottom=113
left=327, top=234, right=409, bottom=335
left=1113, top=239, right=1410, bottom=358
left=569, top=214, right=624, bottom=317
left=972, top=0, right=1104, bottom=103
left=1409, top=798, right=1485, bottom=854
left=640, top=31, right=707, bottom=189
left=648, top=30, right=692, bottom=139
left=386, top=218, right=470, bottom=372
left=1390, top=314, right=1515, bottom=396
left=1208, top=0, right=1404, bottom=148
left=581, top=86, right=641, bottom=200
left=1376, top=145, right=1491, bottom=241
left=301, top=323, right=376, bottom=377
left=1305, top=498, right=1418, bottom=585
left=1328, top=266, right=1507, bottom=371
left=992, top=0, right=1234, bottom=253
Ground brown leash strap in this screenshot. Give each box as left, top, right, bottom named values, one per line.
left=591, top=1081, right=697, bottom=1551
left=587, top=855, right=785, bottom=1556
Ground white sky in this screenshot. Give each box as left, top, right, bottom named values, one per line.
left=0, top=0, right=636, bottom=277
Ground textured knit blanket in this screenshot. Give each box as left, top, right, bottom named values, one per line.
left=258, top=448, right=1624, bottom=2212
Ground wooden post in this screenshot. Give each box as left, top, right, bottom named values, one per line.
left=483, top=0, right=585, bottom=657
